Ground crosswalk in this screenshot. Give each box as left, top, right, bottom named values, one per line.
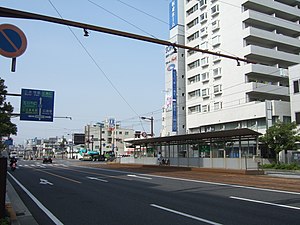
left=17, top=163, right=69, bottom=169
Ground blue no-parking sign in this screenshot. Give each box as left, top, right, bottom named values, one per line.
left=20, top=89, right=55, bottom=122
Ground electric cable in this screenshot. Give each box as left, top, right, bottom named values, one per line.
left=47, top=0, right=147, bottom=132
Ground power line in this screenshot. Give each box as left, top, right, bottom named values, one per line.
left=46, top=0, right=147, bottom=132
left=88, top=0, right=158, bottom=39
left=116, top=0, right=168, bottom=25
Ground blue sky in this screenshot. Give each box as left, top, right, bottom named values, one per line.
left=1, top=0, right=170, bottom=144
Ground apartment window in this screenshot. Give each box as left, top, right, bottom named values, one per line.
left=199, top=0, right=207, bottom=9
left=214, top=102, right=222, bottom=110
left=200, top=27, right=208, bottom=37
left=202, top=104, right=210, bottom=112
left=187, top=45, right=199, bottom=56
left=187, top=17, right=199, bottom=29
left=186, top=4, right=198, bottom=16
left=211, top=5, right=220, bottom=16
left=188, top=104, right=201, bottom=114
left=213, top=84, right=222, bottom=94
left=201, top=56, right=209, bottom=67
left=213, top=67, right=222, bottom=78
left=188, top=89, right=201, bottom=99
left=201, top=72, right=209, bottom=82
left=187, top=31, right=199, bottom=43
left=199, top=12, right=208, bottom=23
left=200, top=41, right=208, bottom=50
left=202, top=88, right=209, bottom=98
left=296, top=112, right=300, bottom=125
left=212, top=20, right=220, bottom=31
left=212, top=35, right=221, bottom=46
left=188, top=74, right=201, bottom=84
left=213, top=51, right=221, bottom=62
left=188, top=59, right=200, bottom=70
left=293, top=80, right=299, bottom=93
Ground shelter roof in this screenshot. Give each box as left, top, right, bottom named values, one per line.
left=126, top=128, right=261, bottom=145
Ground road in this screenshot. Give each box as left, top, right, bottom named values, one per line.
left=7, top=159, right=300, bottom=225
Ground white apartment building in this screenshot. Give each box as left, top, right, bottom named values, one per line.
left=289, top=64, right=300, bottom=127
left=162, top=0, right=300, bottom=136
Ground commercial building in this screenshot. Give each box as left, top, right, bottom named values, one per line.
left=84, top=118, right=135, bottom=156
left=162, top=0, right=300, bottom=136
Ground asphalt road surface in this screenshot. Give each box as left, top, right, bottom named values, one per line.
left=8, top=159, right=300, bottom=225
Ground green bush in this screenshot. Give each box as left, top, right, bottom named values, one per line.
left=0, top=217, right=9, bottom=225
left=262, top=163, right=300, bottom=170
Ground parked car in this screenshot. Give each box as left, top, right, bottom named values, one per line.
left=43, top=156, right=52, bottom=164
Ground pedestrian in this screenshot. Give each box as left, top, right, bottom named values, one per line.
left=157, top=152, right=162, bottom=165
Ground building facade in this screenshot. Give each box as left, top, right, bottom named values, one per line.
left=84, top=118, right=135, bottom=156
left=289, top=64, right=300, bottom=127
left=162, top=0, right=300, bottom=136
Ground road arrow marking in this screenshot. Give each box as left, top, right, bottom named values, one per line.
left=127, top=174, right=152, bottom=180
left=39, top=179, right=53, bottom=185
left=86, top=176, right=108, bottom=183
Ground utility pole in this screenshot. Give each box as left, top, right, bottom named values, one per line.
left=141, top=116, right=154, bottom=137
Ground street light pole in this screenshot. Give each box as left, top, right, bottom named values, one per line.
left=141, top=116, right=154, bottom=137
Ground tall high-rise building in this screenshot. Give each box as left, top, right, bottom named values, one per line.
left=162, top=0, right=300, bottom=136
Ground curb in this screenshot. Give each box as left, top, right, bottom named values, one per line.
left=6, top=178, right=38, bottom=225
left=5, top=194, right=19, bottom=225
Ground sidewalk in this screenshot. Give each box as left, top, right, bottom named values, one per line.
left=5, top=179, right=38, bottom=225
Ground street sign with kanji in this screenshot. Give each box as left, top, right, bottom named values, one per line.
left=20, top=89, right=55, bottom=122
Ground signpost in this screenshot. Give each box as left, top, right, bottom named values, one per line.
left=20, top=88, right=55, bottom=122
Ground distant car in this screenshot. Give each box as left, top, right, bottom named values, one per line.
left=43, top=156, right=52, bottom=164
left=9, top=152, right=17, bottom=159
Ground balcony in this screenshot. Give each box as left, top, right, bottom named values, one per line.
left=243, top=0, right=300, bottom=21
left=244, top=45, right=300, bottom=67
left=243, top=27, right=300, bottom=54
left=244, top=64, right=289, bottom=80
left=245, top=82, right=289, bottom=100
left=242, top=10, right=300, bottom=38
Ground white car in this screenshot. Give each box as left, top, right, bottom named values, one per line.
left=9, top=151, right=17, bottom=159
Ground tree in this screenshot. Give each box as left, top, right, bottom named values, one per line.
left=259, top=121, right=300, bottom=162
left=0, top=78, right=17, bottom=151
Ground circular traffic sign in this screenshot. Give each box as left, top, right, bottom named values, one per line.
left=142, top=132, right=147, bottom=138
left=0, top=24, right=27, bottom=58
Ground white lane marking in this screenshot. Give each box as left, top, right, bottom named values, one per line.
left=36, top=164, right=46, bottom=168
left=39, top=179, right=53, bottom=185
left=150, top=204, right=222, bottom=225
left=8, top=173, right=64, bottom=225
left=127, top=174, right=152, bottom=180
left=230, top=196, right=300, bottom=211
left=75, top=166, right=300, bottom=195
left=86, top=176, right=108, bottom=183
left=141, top=174, right=300, bottom=196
